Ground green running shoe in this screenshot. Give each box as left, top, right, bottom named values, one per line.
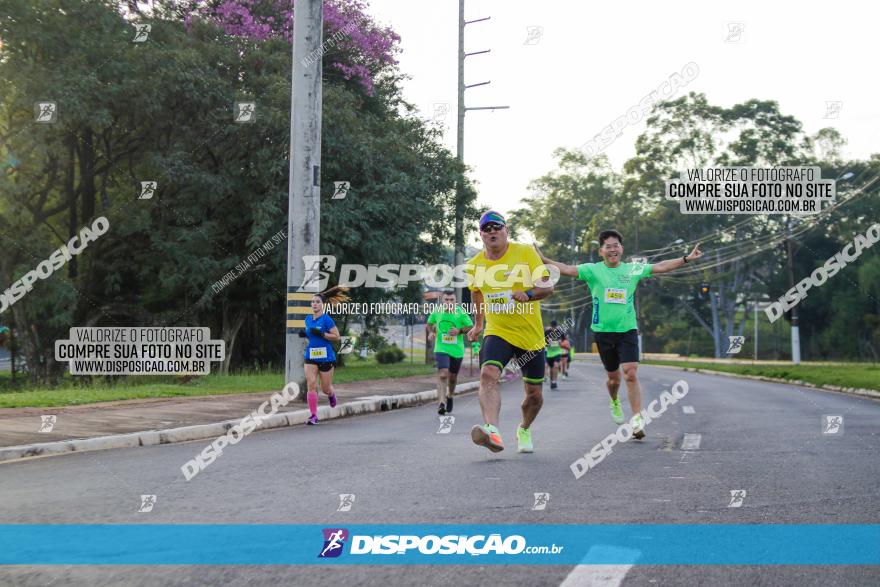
left=610, top=398, right=625, bottom=425
left=517, top=426, right=533, bottom=453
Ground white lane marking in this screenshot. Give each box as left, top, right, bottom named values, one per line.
left=682, top=406, right=695, bottom=414
left=680, top=433, right=702, bottom=451
left=559, top=545, right=640, bottom=587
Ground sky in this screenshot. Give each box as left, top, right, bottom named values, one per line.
left=367, top=0, right=879, bottom=243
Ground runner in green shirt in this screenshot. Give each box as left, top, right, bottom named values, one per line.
left=537, top=230, right=701, bottom=439
left=427, top=291, right=474, bottom=415
left=544, top=320, right=565, bottom=390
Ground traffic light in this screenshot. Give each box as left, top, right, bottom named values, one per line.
left=699, top=283, right=711, bottom=298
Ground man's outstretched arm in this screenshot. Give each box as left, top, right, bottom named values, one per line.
left=651, top=244, right=702, bottom=274
left=533, top=243, right=579, bottom=277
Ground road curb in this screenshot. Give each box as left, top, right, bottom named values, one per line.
left=647, top=363, right=880, bottom=400
left=0, top=381, right=481, bottom=464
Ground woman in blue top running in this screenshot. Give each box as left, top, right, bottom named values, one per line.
left=301, top=286, right=348, bottom=425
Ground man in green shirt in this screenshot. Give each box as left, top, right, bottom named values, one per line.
left=427, top=291, right=474, bottom=415
left=538, top=230, right=701, bottom=438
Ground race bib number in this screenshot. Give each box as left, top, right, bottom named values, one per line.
left=548, top=340, right=560, bottom=348
left=442, top=333, right=457, bottom=344
left=485, top=290, right=514, bottom=312
left=309, top=347, right=328, bottom=359
left=604, top=288, right=627, bottom=304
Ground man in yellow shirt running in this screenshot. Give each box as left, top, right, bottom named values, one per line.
left=465, top=211, right=555, bottom=454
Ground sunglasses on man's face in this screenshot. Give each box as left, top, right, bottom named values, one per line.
left=481, top=223, right=504, bottom=233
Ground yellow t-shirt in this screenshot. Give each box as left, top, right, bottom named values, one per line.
left=465, top=242, right=547, bottom=351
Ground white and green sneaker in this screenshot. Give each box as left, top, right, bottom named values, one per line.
left=610, top=398, right=625, bottom=425
left=631, top=413, right=645, bottom=439
left=517, top=426, right=534, bottom=453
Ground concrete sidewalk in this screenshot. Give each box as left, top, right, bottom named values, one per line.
left=0, top=373, right=478, bottom=451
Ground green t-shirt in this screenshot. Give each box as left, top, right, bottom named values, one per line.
left=577, top=261, right=652, bottom=333
left=427, top=307, right=473, bottom=359
left=544, top=327, right=564, bottom=357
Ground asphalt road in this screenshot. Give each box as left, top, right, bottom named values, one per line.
left=1, top=360, right=878, bottom=586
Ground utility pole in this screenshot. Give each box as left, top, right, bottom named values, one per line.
left=785, top=218, right=801, bottom=364
left=453, top=0, right=509, bottom=302
left=286, top=0, right=323, bottom=394
left=754, top=300, right=759, bottom=361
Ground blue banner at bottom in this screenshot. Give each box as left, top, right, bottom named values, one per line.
left=1, top=525, right=877, bottom=565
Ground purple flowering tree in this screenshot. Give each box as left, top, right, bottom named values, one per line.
left=187, top=0, right=400, bottom=94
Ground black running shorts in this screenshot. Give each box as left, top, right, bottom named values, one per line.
left=435, top=352, right=463, bottom=374
left=479, top=335, right=545, bottom=384
left=305, top=359, right=336, bottom=372
left=594, top=329, right=640, bottom=372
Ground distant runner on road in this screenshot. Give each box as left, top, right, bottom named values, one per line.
left=559, top=334, right=571, bottom=378
left=427, top=290, right=473, bottom=415
left=537, top=230, right=701, bottom=439
left=544, top=320, right=564, bottom=390
left=300, top=286, right=349, bottom=425
left=466, top=211, right=555, bottom=454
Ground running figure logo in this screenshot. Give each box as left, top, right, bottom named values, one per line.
left=823, top=101, right=843, bottom=119
left=436, top=415, right=455, bottom=434
left=338, top=337, right=355, bottom=355
left=822, top=415, right=844, bottom=435
left=39, top=415, right=57, bottom=433
left=318, top=528, right=349, bottom=558
left=531, top=493, right=550, bottom=511
left=728, top=490, right=746, bottom=508
left=432, top=103, right=449, bottom=123
left=138, top=495, right=157, bottom=512
left=234, top=102, right=256, bottom=123
left=629, top=257, right=648, bottom=276
left=332, top=181, right=350, bottom=200
left=132, top=24, right=151, bottom=43
left=725, top=22, right=745, bottom=43
left=337, top=494, right=356, bottom=512
left=299, top=255, right=337, bottom=292
left=524, top=26, right=544, bottom=45
left=139, top=181, right=157, bottom=200
left=34, top=102, right=57, bottom=123
left=726, top=336, right=745, bottom=354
